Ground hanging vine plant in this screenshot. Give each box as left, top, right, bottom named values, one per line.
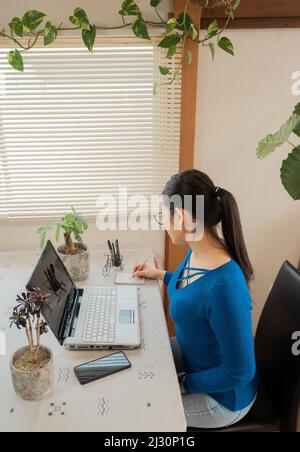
left=0, top=0, right=240, bottom=85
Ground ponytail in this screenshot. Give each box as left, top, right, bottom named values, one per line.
left=217, top=188, right=254, bottom=284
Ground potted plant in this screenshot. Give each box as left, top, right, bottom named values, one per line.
left=257, top=102, right=300, bottom=201
left=9, top=288, right=53, bottom=401
left=38, top=208, right=89, bottom=282
left=257, top=102, right=300, bottom=270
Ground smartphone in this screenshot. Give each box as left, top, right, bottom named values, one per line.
left=74, top=351, right=132, bottom=386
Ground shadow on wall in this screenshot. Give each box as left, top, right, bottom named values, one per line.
left=250, top=208, right=300, bottom=329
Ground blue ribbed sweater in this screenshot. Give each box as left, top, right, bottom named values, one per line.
left=165, top=249, right=257, bottom=412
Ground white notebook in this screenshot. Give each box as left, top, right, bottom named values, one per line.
left=114, top=272, right=146, bottom=285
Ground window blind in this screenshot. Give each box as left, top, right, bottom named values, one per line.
left=0, top=38, right=181, bottom=219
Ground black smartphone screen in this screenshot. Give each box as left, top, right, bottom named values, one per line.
left=74, top=351, right=131, bottom=385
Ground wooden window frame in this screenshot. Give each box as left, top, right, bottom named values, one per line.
left=201, top=0, right=300, bottom=29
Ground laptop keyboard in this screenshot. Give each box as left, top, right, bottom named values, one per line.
left=82, top=287, right=117, bottom=343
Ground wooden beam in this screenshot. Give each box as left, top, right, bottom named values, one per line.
left=202, top=18, right=300, bottom=29
left=175, top=0, right=201, bottom=172
left=202, top=0, right=300, bottom=29
left=164, top=0, right=201, bottom=337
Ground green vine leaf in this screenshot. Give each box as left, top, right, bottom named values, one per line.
left=69, top=15, right=81, bottom=28
left=208, top=43, right=215, bottom=60
left=166, top=18, right=177, bottom=35
left=159, top=66, right=169, bottom=75
left=150, top=0, right=162, bottom=6
left=119, top=0, right=141, bottom=16
left=187, top=50, right=192, bottom=64
left=22, top=10, right=46, bottom=32
left=190, top=23, right=198, bottom=41
left=73, top=8, right=91, bottom=31
left=207, top=20, right=219, bottom=37
left=9, top=17, right=24, bottom=37
left=218, top=36, right=234, bottom=56
left=8, top=49, right=24, bottom=72
left=280, top=146, right=300, bottom=200
left=257, top=114, right=300, bottom=159
left=177, top=13, right=193, bottom=32
left=44, top=22, right=57, bottom=46
left=132, top=18, right=150, bottom=40
left=166, top=45, right=177, bottom=59
left=82, top=25, right=96, bottom=52
left=159, top=33, right=181, bottom=49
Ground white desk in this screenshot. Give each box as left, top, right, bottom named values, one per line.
left=0, top=248, right=187, bottom=432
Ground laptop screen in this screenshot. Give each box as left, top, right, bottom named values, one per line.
left=27, top=241, right=75, bottom=344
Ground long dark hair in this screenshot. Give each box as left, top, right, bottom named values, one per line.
left=162, top=169, right=254, bottom=284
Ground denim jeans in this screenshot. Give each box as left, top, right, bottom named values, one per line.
left=170, top=336, right=256, bottom=429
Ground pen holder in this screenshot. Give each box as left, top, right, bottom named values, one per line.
left=102, top=253, right=124, bottom=277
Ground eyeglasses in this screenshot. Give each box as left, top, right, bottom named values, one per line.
left=153, top=210, right=163, bottom=226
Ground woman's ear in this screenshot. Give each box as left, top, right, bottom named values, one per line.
left=174, top=207, right=184, bottom=231
left=182, top=209, right=195, bottom=233
left=182, top=209, right=204, bottom=242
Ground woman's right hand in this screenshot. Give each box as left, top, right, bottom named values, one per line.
left=132, top=262, right=166, bottom=281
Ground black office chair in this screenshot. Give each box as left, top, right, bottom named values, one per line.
left=187, top=261, right=300, bottom=432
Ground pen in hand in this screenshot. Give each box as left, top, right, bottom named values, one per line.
left=131, top=260, right=147, bottom=279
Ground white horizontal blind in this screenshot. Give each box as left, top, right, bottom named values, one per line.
left=0, top=38, right=181, bottom=219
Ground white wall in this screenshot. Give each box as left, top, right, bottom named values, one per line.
left=196, top=28, right=300, bottom=328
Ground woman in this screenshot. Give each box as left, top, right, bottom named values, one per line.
left=133, top=169, right=257, bottom=429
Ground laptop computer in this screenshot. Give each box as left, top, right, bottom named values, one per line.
left=27, top=241, right=141, bottom=351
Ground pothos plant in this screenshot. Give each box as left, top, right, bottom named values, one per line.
left=257, top=103, right=300, bottom=201
left=38, top=207, right=88, bottom=255
left=10, top=288, right=51, bottom=364
left=0, top=0, right=240, bottom=88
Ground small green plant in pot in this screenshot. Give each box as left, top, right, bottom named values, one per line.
left=9, top=288, right=54, bottom=400
left=38, top=208, right=89, bottom=282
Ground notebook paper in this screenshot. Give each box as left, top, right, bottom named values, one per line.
left=115, top=272, right=146, bottom=285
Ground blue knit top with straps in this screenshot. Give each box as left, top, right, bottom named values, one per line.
left=164, top=248, right=257, bottom=412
